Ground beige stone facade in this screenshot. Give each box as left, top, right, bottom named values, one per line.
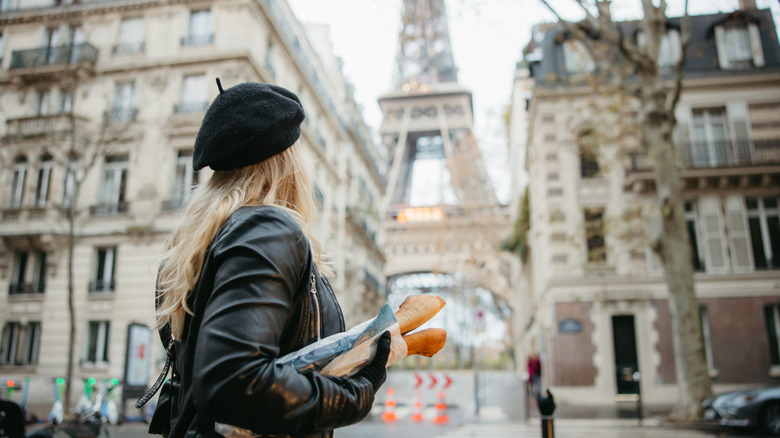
left=512, top=11, right=780, bottom=406
left=0, top=0, right=385, bottom=416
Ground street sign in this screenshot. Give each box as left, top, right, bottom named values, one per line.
left=414, top=372, right=423, bottom=389
left=429, top=373, right=438, bottom=389
left=443, top=374, right=453, bottom=389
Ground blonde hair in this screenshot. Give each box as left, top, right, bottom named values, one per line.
left=155, top=142, right=331, bottom=339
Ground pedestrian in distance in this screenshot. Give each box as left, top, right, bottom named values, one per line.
left=139, top=79, right=391, bottom=438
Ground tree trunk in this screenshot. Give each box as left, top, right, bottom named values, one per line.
left=644, top=89, right=712, bottom=421
left=64, top=191, right=78, bottom=415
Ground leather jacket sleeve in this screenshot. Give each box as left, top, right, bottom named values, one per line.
left=190, top=207, right=375, bottom=435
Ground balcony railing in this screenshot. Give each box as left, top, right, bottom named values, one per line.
left=112, top=42, right=145, bottom=55
left=88, top=279, right=115, bottom=293
left=174, top=101, right=208, bottom=114
left=180, top=34, right=214, bottom=47
left=104, top=107, right=137, bottom=122
left=89, top=202, right=129, bottom=216
left=5, top=114, right=87, bottom=139
left=1, top=205, right=67, bottom=223
left=10, top=43, right=98, bottom=70
left=8, top=283, right=44, bottom=295
left=630, top=139, right=780, bottom=171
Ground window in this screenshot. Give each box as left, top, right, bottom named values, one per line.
left=182, top=10, right=213, bottom=46
left=691, top=108, right=729, bottom=168
left=563, top=39, right=595, bottom=74
left=578, top=130, right=599, bottom=178
left=10, top=251, right=28, bottom=294
left=176, top=74, right=208, bottom=114
left=169, top=150, right=199, bottom=210
left=94, top=155, right=128, bottom=215
left=10, top=251, right=47, bottom=294
left=61, top=156, right=78, bottom=208
left=33, top=89, right=52, bottom=116
left=746, top=197, right=780, bottom=270
left=0, top=321, right=41, bottom=366
left=584, top=208, right=606, bottom=263
left=59, top=88, right=73, bottom=114
left=33, top=155, right=53, bottom=208
left=67, top=24, right=84, bottom=63
left=90, top=247, right=116, bottom=292
left=637, top=29, right=681, bottom=68
left=716, top=23, right=765, bottom=69
left=684, top=201, right=705, bottom=272
left=765, top=304, right=780, bottom=367
left=7, top=156, right=27, bottom=208
left=109, top=82, right=136, bottom=121
left=699, top=306, right=716, bottom=375
left=45, top=27, right=60, bottom=64
left=85, top=321, right=110, bottom=364
left=115, top=17, right=144, bottom=54
left=0, top=31, right=4, bottom=65
left=699, top=196, right=730, bottom=273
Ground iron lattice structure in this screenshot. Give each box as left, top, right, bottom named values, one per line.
left=393, top=0, right=458, bottom=90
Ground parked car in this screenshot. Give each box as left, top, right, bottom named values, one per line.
left=703, top=386, right=780, bottom=435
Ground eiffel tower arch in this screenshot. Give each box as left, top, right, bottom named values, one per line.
left=379, top=0, right=512, bottom=315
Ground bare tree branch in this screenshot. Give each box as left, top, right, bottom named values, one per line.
left=669, top=0, right=691, bottom=114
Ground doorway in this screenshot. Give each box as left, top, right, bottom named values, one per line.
left=612, top=315, right=639, bottom=395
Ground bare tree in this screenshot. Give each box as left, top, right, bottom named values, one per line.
left=57, top=72, right=122, bottom=414
left=537, top=0, right=712, bottom=421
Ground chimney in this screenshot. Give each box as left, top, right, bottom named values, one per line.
left=739, top=0, right=757, bottom=10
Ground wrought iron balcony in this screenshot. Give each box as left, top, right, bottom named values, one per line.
left=112, top=42, right=145, bottom=55
left=8, top=282, right=44, bottom=295
left=104, top=107, right=137, bottom=122
left=9, top=43, right=98, bottom=70
left=88, top=202, right=129, bottom=216
left=174, top=101, right=208, bottom=114
left=629, top=139, right=780, bottom=171
left=180, top=34, right=214, bottom=47
left=88, top=279, right=115, bottom=293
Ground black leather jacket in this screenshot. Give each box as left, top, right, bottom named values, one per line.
left=164, top=206, right=376, bottom=438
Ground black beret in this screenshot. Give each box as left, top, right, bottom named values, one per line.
left=193, top=80, right=305, bottom=171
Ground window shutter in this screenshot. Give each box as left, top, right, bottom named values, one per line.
left=748, top=23, right=765, bottom=67
left=699, top=196, right=730, bottom=273
left=724, top=195, right=754, bottom=271
left=726, top=101, right=753, bottom=163
left=714, top=26, right=731, bottom=69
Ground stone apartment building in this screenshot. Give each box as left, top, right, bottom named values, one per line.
left=511, top=6, right=780, bottom=405
left=0, top=0, right=386, bottom=415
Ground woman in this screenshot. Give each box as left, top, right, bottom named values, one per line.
left=146, top=80, right=390, bottom=438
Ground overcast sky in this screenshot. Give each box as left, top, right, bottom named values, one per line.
left=288, top=0, right=780, bottom=204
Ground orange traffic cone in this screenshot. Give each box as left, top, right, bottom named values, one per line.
left=382, top=387, right=398, bottom=422
left=411, top=390, right=424, bottom=422
left=432, top=391, right=449, bottom=424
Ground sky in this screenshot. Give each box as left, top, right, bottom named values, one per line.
left=288, top=0, right=780, bottom=204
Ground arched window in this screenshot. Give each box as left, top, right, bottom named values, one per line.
left=7, top=156, right=28, bottom=208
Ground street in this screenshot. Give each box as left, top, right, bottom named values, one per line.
left=31, top=370, right=770, bottom=438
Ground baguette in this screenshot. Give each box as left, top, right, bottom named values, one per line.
left=394, top=295, right=446, bottom=334
left=403, top=328, right=447, bottom=357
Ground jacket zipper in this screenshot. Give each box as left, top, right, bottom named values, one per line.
left=310, top=273, right=321, bottom=341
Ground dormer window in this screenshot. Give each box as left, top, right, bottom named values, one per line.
left=637, top=29, right=681, bottom=69
left=715, top=21, right=765, bottom=69
left=563, top=39, right=595, bottom=74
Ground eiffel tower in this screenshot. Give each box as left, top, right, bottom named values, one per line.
left=379, top=0, right=509, bottom=300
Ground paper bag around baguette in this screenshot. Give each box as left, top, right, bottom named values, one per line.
left=403, top=328, right=447, bottom=357
left=394, top=295, right=446, bottom=334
